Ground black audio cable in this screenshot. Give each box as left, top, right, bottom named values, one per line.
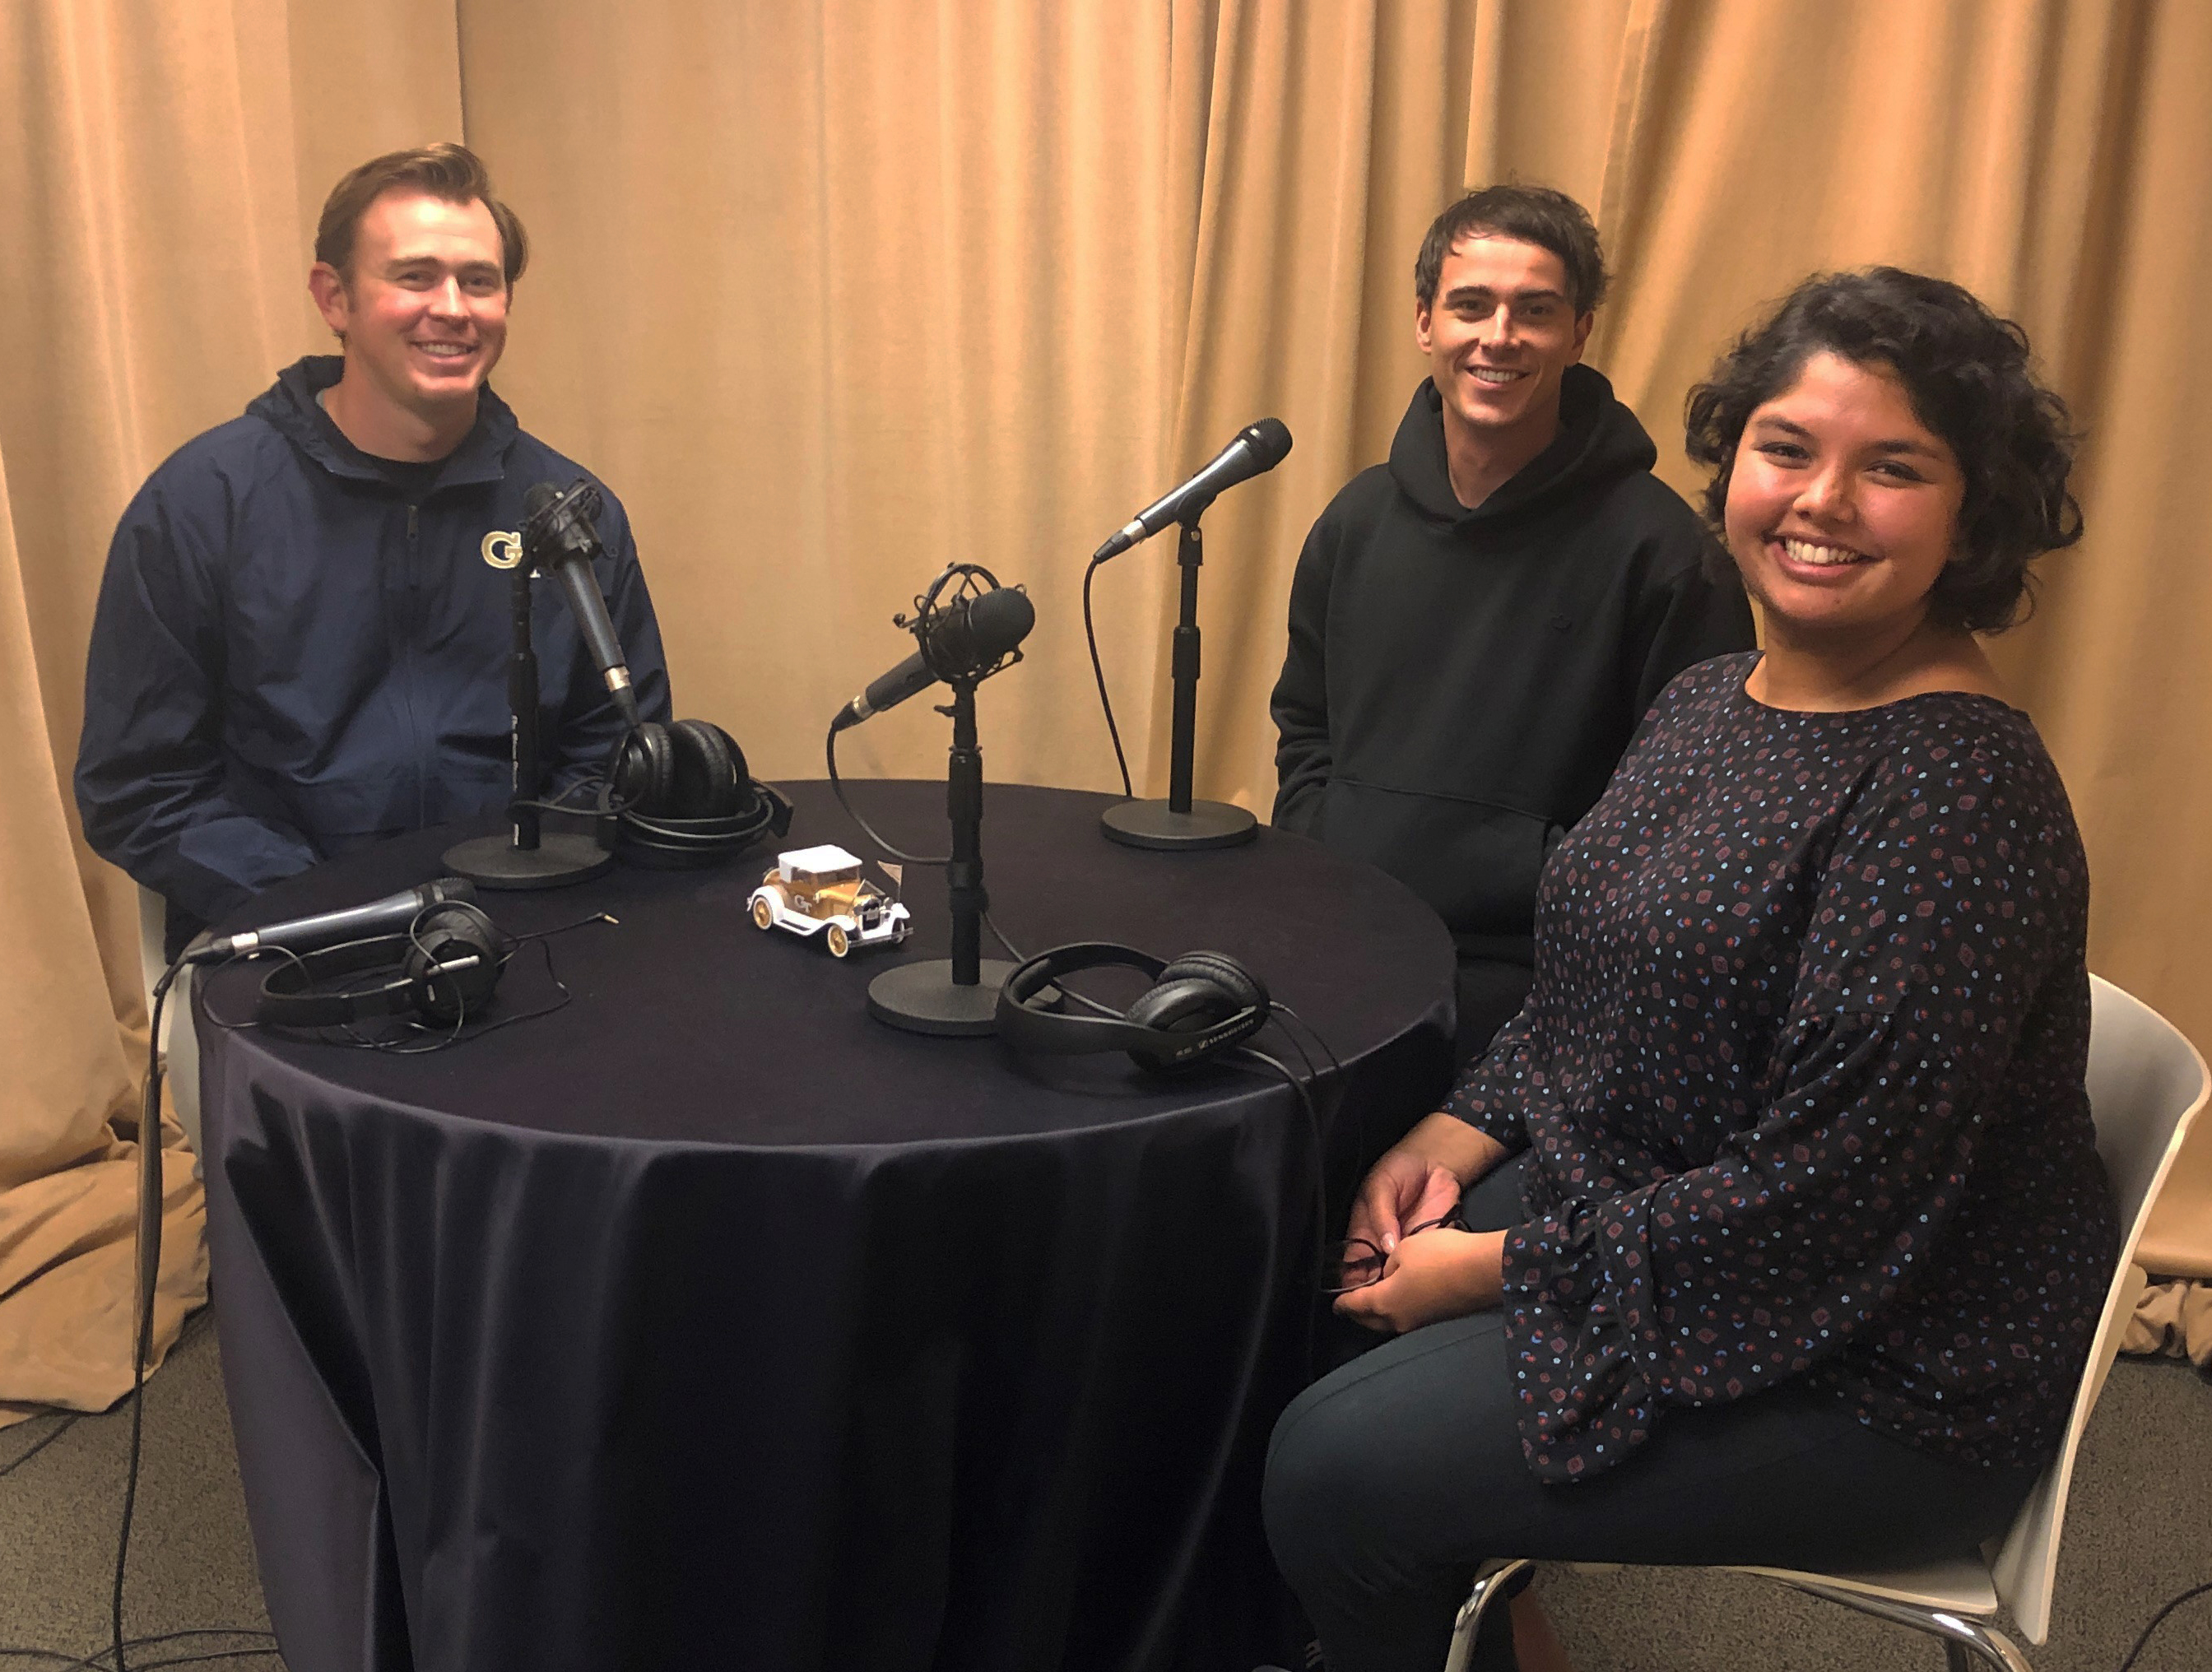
left=1083, top=554, right=1135, bottom=799
left=825, top=723, right=950, bottom=866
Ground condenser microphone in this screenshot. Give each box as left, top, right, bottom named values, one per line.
left=185, top=878, right=478, bottom=964
left=830, top=584, right=1035, bottom=732
left=524, top=481, right=641, bottom=729
left=1092, top=418, right=1293, bottom=561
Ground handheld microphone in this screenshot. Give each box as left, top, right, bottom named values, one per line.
left=524, top=481, right=641, bottom=729
left=185, top=878, right=479, bottom=964
left=1092, top=418, right=1293, bottom=561
left=831, top=584, right=1035, bottom=732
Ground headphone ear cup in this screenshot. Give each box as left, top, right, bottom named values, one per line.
left=669, top=719, right=744, bottom=820
left=404, top=904, right=503, bottom=1026
left=1123, top=950, right=1269, bottom=1071
left=1124, top=976, right=1237, bottom=1036
left=611, top=722, right=676, bottom=815
left=1155, top=950, right=1269, bottom=1015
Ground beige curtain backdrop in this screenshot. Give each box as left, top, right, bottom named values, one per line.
left=4, top=0, right=2206, bottom=1417
left=0, top=0, right=464, bottom=1420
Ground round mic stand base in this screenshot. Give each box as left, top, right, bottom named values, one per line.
left=867, top=958, right=1015, bottom=1036
left=442, top=831, right=613, bottom=889
left=1099, top=797, right=1257, bottom=851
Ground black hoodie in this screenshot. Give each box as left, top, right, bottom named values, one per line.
left=1270, top=365, right=1754, bottom=963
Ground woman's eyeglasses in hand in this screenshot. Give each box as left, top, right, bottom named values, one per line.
left=1322, top=1205, right=1468, bottom=1295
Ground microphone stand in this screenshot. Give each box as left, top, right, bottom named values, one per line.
left=866, top=672, right=1014, bottom=1035
left=444, top=555, right=613, bottom=888
left=1099, top=517, right=1257, bottom=850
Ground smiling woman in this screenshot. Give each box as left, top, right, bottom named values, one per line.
left=1262, top=270, right=2115, bottom=1672
left=1685, top=268, right=2083, bottom=710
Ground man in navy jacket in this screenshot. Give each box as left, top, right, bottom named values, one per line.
left=77, top=145, right=670, bottom=954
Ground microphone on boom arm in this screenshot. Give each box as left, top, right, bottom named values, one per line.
left=1091, top=418, right=1293, bottom=562
left=831, top=581, right=1036, bottom=732
left=524, top=481, right=641, bottom=729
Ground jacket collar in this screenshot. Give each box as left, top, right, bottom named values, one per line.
left=250, top=355, right=519, bottom=492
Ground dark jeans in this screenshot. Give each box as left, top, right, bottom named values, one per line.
left=1262, top=1161, right=2042, bottom=1672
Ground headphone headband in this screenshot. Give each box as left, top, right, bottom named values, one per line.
left=607, top=778, right=793, bottom=864
left=995, top=941, right=1269, bottom=1071
left=998, top=942, right=1164, bottom=1023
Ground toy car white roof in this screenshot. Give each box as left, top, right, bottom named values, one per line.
left=778, top=843, right=864, bottom=880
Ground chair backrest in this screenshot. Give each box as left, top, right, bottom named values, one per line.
left=1988, top=973, right=2210, bottom=1642
left=137, top=884, right=170, bottom=1016
left=136, top=885, right=204, bottom=1155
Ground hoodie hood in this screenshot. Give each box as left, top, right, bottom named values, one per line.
left=1387, top=362, right=1659, bottom=528
left=248, top=355, right=519, bottom=490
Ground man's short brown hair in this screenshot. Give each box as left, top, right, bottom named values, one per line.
left=314, top=143, right=529, bottom=287
left=1415, top=183, right=1608, bottom=315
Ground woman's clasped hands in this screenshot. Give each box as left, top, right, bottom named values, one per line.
left=1331, top=1112, right=1511, bottom=1335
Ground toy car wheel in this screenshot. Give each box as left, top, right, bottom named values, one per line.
left=750, top=894, right=776, bottom=931
left=825, top=923, right=851, bottom=959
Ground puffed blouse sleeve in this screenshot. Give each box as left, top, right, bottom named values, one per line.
left=1443, top=1004, right=1540, bottom=1155
left=1494, top=737, right=2077, bottom=1482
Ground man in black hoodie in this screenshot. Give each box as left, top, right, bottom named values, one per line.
left=77, top=145, right=670, bottom=956
left=1271, top=186, right=1754, bottom=1064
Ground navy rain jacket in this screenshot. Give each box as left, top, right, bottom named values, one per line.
left=76, top=355, right=672, bottom=945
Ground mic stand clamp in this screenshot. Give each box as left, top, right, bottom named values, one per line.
left=866, top=672, right=1015, bottom=1035
left=1099, top=518, right=1258, bottom=851
left=444, top=555, right=613, bottom=889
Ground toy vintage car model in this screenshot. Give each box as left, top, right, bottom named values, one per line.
left=747, top=843, right=912, bottom=958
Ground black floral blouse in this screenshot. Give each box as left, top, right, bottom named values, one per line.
left=1448, top=654, right=2117, bottom=1484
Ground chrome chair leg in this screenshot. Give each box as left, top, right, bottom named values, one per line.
left=1786, top=1581, right=2033, bottom=1672
left=1444, top=1558, right=1532, bottom=1672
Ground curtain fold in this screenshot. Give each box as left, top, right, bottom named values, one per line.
left=456, top=0, right=1188, bottom=798
left=1160, top=0, right=1486, bottom=810
left=0, top=0, right=461, bottom=1418
left=2016, top=0, right=2212, bottom=1272
left=4, top=0, right=2207, bottom=1416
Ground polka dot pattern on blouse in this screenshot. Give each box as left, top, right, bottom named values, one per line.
left=1448, top=654, right=2118, bottom=1484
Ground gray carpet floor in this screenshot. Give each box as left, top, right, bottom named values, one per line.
left=2, top=1312, right=2206, bottom=1670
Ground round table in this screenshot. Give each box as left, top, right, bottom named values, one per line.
left=196, top=780, right=1452, bottom=1672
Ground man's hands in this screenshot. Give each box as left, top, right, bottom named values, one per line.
left=1334, top=1112, right=1513, bottom=1334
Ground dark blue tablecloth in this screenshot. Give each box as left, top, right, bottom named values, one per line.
left=197, top=779, right=1452, bottom=1672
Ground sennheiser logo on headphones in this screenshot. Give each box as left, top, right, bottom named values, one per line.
left=481, top=529, right=524, bottom=570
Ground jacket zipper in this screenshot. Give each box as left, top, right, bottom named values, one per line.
left=405, top=503, right=427, bottom=827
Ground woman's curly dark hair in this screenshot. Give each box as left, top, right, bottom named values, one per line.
left=1683, top=267, right=2082, bottom=634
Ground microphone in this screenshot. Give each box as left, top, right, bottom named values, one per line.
left=831, top=584, right=1035, bottom=732
left=1092, top=418, right=1293, bottom=561
left=185, top=878, right=478, bottom=964
left=524, top=481, right=641, bottom=729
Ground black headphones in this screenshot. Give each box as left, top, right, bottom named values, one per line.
left=604, top=718, right=792, bottom=866
left=255, top=901, right=508, bottom=1029
left=994, top=942, right=1271, bottom=1072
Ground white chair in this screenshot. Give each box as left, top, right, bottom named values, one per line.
left=137, top=885, right=204, bottom=1160
left=1446, top=973, right=2212, bottom=1672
